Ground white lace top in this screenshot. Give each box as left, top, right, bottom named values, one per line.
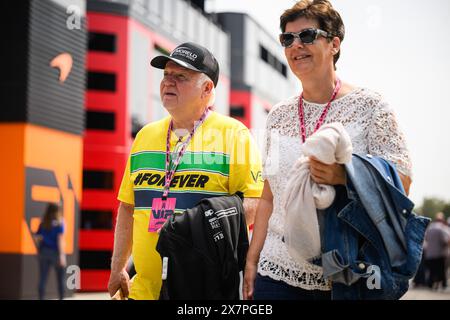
left=259, top=87, right=412, bottom=291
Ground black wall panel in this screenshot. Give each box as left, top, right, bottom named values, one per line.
left=0, top=0, right=87, bottom=135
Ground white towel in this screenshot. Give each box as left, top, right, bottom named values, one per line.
left=283, top=123, right=353, bottom=263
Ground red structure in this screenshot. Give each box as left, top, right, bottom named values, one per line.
left=80, top=0, right=230, bottom=290
left=81, top=12, right=175, bottom=290
left=80, top=12, right=129, bottom=291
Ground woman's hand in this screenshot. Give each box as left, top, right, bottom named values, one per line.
left=242, top=181, right=273, bottom=301
left=243, top=260, right=258, bottom=300
left=398, top=173, right=411, bottom=196
left=309, top=157, right=346, bottom=185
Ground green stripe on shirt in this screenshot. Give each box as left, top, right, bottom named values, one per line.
left=131, top=151, right=230, bottom=175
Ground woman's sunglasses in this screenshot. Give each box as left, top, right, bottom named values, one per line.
left=279, top=28, right=330, bottom=48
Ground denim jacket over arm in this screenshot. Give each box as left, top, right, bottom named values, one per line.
left=318, top=154, right=430, bottom=300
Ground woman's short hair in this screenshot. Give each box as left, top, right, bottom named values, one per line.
left=280, top=0, right=345, bottom=68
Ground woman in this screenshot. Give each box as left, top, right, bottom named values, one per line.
left=243, top=0, right=412, bottom=300
left=35, top=203, right=66, bottom=300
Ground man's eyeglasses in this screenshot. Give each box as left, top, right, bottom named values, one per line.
left=279, top=28, right=330, bottom=48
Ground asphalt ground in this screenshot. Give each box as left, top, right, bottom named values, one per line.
left=66, top=287, right=450, bottom=300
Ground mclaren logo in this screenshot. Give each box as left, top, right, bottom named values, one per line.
left=50, top=52, right=73, bottom=83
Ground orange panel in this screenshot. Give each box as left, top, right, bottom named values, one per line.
left=21, top=219, right=38, bottom=255
left=22, top=124, right=83, bottom=254
left=32, top=185, right=60, bottom=203
left=30, top=217, right=41, bottom=234
left=0, top=124, right=25, bottom=253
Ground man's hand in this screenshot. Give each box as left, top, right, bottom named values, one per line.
left=108, top=268, right=130, bottom=298
left=309, top=157, right=346, bottom=185
left=108, top=202, right=134, bottom=299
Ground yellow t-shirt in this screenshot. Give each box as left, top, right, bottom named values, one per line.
left=117, top=111, right=263, bottom=300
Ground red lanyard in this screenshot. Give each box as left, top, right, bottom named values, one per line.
left=162, top=107, right=210, bottom=200
left=298, top=78, right=341, bottom=143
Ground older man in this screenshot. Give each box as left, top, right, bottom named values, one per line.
left=108, top=42, right=263, bottom=300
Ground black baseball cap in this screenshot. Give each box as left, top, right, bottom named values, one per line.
left=150, top=42, right=220, bottom=87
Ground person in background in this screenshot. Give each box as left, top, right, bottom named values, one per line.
left=424, top=212, right=450, bottom=290
left=413, top=246, right=428, bottom=288
left=447, top=216, right=450, bottom=283
left=34, top=203, right=66, bottom=300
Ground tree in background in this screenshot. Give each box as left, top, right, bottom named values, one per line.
left=415, top=197, right=450, bottom=220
